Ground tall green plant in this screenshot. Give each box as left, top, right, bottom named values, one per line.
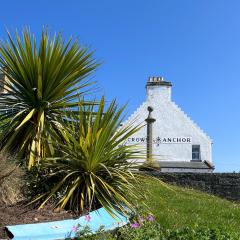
left=0, top=29, right=98, bottom=169
left=35, top=97, right=145, bottom=216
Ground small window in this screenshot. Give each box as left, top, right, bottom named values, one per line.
left=192, top=145, right=201, bottom=160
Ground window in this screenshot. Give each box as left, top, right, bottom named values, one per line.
left=192, top=145, right=201, bottom=161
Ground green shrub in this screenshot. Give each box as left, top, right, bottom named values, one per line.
left=0, top=28, right=98, bottom=169
left=33, top=97, right=145, bottom=216
left=24, top=165, right=58, bottom=201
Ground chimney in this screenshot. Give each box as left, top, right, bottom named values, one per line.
left=146, top=76, right=172, bottom=101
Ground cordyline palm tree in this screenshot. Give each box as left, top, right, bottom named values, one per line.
left=0, top=29, right=98, bottom=169
left=34, top=97, right=146, bottom=217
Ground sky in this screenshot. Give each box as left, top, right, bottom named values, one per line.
left=0, top=0, right=239, bottom=172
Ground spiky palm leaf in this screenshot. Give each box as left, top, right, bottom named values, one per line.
left=35, top=97, right=145, bottom=217
left=0, top=29, right=98, bottom=169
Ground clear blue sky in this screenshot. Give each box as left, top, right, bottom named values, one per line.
left=0, top=0, right=239, bottom=172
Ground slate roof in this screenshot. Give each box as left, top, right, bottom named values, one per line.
left=158, top=160, right=214, bottom=170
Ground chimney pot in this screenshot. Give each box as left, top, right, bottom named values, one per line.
left=146, top=76, right=172, bottom=101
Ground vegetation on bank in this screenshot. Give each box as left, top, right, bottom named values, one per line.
left=65, top=179, right=240, bottom=239
left=67, top=223, right=239, bottom=240
left=0, top=28, right=145, bottom=217
left=145, top=179, right=240, bottom=233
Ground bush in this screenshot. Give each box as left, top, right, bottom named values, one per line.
left=0, top=28, right=98, bottom=169
left=24, top=166, right=58, bottom=201
left=0, top=151, right=24, bottom=205
left=33, top=97, right=145, bottom=216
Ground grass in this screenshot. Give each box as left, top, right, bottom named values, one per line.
left=143, top=178, right=240, bottom=234
left=65, top=178, right=240, bottom=239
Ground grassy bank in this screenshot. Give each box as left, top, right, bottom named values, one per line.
left=68, top=179, right=240, bottom=239
left=144, top=178, right=240, bottom=233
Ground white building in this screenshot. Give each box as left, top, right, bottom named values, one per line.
left=123, top=76, right=214, bottom=173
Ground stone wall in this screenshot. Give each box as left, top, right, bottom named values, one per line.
left=149, top=172, right=240, bottom=201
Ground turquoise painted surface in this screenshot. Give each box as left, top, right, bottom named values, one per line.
left=6, top=208, right=128, bottom=240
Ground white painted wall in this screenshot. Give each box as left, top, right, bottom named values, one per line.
left=123, top=78, right=213, bottom=164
